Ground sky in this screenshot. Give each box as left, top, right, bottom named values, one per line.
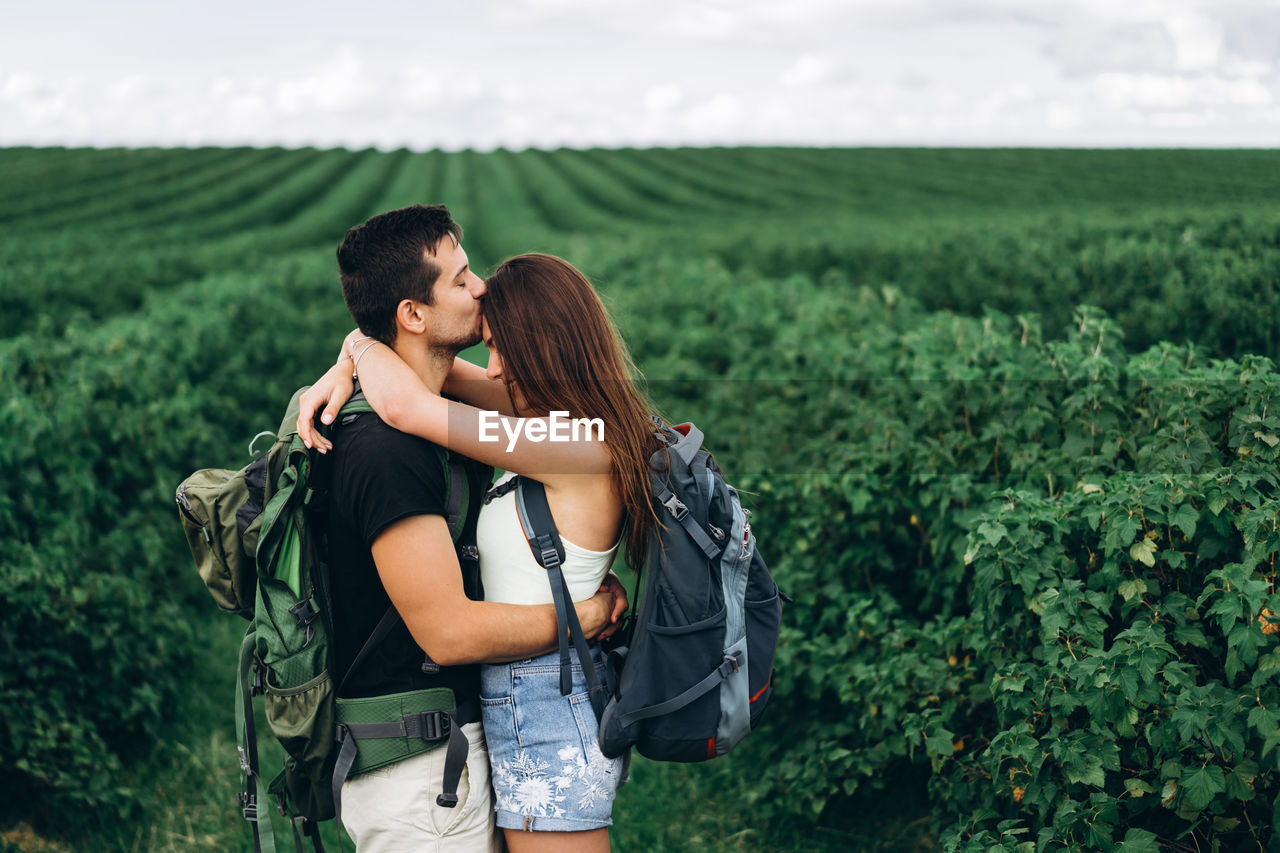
left=2, top=0, right=1277, bottom=150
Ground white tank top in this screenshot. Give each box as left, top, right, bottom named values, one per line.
left=477, top=472, right=620, bottom=605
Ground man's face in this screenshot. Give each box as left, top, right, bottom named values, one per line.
left=423, top=236, right=486, bottom=351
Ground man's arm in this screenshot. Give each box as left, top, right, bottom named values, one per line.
left=371, top=513, right=620, bottom=665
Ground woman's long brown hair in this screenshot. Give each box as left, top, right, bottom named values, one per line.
left=483, top=253, right=662, bottom=569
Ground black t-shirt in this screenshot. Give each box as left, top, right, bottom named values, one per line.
left=327, top=411, right=489, bottom=701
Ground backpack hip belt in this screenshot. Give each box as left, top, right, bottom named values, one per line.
left=331, top=688, right=481, bottom=823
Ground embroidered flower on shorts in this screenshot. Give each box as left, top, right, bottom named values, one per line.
left=493, top=745, right=617, bottom=817
left=494, top=752, right=567, bottom=818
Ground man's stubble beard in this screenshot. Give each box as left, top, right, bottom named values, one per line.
left=428, top=328, right=481, bottom=368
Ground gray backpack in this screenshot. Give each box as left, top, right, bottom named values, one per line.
left=505, top=420, right=784, bottom=763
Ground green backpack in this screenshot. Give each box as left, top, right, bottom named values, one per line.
left=176, top=388, right=473, bottom=853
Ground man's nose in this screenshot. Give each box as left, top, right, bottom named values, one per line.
left=468, top=273, right=486, bottom=298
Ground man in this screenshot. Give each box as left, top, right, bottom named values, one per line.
left=305, top=205, right=623, bottom=852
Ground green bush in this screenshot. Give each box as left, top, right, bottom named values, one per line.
left=943, top=356, right=1280, bottom=848
left=0, top=254, right=349, bottom=823
left=652, top=289, right=1280, bottom=849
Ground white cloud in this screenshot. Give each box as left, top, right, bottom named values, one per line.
left=644, top=84, right=684, bottom=113
left=274, top=46, right=372, bottom=114
left=1165, top=11, right=1224, bottom=71
left=1, top=72, right=41, bottom=101
left=685, top=93, right=743, bottom=135
left=1144, top=109, right=1217, bottom=127
left=0, top=0, right=1277, bottom=149
left=1047, top=102, right=1083, bottom=129
left=781, top=55, right=835, bottom=87
left=1221, top=57, right=1272, bottom=77
left=660, top=4, right=744, bottom=40
left=108, top=76, right=146, bottom=102
left=1096, top=71, right=1272, bottom=109
left=400, top=69, right=444, bottom=108
left=971, top=84, right=1035, bottom=123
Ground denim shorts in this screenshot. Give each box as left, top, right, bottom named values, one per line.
left=480, top=645, right=624, bottom=832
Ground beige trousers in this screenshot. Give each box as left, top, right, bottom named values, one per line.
left=340, top=721, right=504, bottom=853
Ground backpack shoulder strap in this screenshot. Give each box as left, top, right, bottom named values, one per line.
left=336, top=605, right=400, bottom=696
left=337, top=399, right=374, bottom=419
left=328, top=395, right=463, bottom=540
left=440, top=448, right=467, bottom=543
left=514, top=478, right=607, bottom=719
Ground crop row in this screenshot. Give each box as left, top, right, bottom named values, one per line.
left=7, top=147, right=1280, bottom=349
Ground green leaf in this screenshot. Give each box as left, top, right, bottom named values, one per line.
left=1262, top=729, right=1280, bottom=758
left=1213, top=816, right=1241, bottom=832
left=978, top=521, right=1007, bottom=547
left=1173, top=624, right=1210, bottom=648
left=1180, top=764, right=1226, bottom=810
left=1088, top=821, right=1115, bottom=848
left=1208, top=594, right=1242, bottom=630
left=1226, top=759, right=1259, bottom=801
left=1118, top=578, right=1146, bottom=601
left=1115, top=828, right=1160, bottom=853
left=924, top=728, right=955, bottom=759
left=1124, top=778, right=1154, bottom=797
left=1109, top=515, right=1140, bottom=551
left=1247, top=705, right=1278, bottom=733
left=1171, top=502, right=1198, bottom=539
left=1064, top=753, right=1106, bottom=788
left=1130, top=539, right=1157, bottom=567
left=1173, top=704, right=1209, bottom=741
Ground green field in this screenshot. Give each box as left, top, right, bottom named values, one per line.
left=3, top=146, right=1280, bottom=852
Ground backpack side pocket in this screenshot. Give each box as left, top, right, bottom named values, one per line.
left=176, top=467, right=257, bottom=618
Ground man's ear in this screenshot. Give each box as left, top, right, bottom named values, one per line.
left=396, top=299, right=428, bottom=335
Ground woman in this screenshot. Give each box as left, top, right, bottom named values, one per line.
left=299, top=253, right=663, bottom=852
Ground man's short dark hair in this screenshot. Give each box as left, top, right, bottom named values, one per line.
left=336, top=204, right=464, bottom=346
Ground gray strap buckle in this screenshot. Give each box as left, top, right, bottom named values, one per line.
left=405, top=710, right=451, bottom=742
left=536, top=534, right=562, bottom=568
left=663, top=494, right=689, bottom=520
left=237, top=791, right=258, bottom=821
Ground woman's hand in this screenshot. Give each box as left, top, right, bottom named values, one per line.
left=296, top=361, right=355, bottom=453
left=596, top=573, right=629, bottom=640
